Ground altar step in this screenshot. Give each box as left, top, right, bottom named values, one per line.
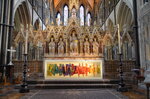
left=16, top=79, right=120, bottom=89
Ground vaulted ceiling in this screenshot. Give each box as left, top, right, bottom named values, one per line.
left=54, top=0, right=101, bottom=9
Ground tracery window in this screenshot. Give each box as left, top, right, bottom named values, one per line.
left=80, top=5, right=84, bottom=26
left=64, top=5, right=69, bottom=26
left=56, top=12, right=61, bottom=26
left=87, top=13, right=91, bottom=26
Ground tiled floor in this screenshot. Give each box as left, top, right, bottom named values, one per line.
left=20, top=89, right=128, bottom=99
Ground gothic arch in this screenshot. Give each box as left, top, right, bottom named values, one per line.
left=122, top=32, right=132, bottom=43
left=65, top=20, right=83, bottom=37
left=117, top=1, right=133, bottom=31
left=13, top=1, right=31, bottom=45
left=14, top=0, right=26, bottom=15
left=14, top=1, right=31, bottom=28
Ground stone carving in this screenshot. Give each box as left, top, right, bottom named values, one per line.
left=16, top=17, right=104, bottom=58
left=58, top=38, right=65, bottom=55
left=69, top=0, right=79, bottom=10
left=70, top=31, right=78, bottom=54
left=93, top=38, right=99, bottom=55
left=84, top=38, right=90, bottom=55
left=49, top=38, right=55, bottom=55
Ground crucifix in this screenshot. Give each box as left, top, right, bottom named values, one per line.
left=7, top=46, right=16, bottom=66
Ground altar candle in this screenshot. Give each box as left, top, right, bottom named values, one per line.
left=117, top=24, right=121, bottom=54
left=25, top=30, right=28, bottom=54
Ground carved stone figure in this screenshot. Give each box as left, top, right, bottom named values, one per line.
left=70, top=32, right=78, bottom=54
left=71, top=8, right=77, bottom=18
left=93, top=38, right=99, bottom=55
left=49, top=38, right=55, bottom=55
left=58, top=38, right=65, bottom=55
left=84, top=38, right=90, bottom=55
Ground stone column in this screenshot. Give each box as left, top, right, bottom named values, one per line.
left=0, top=0, right=9, bottom=65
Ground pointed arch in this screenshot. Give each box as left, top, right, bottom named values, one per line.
left=56, top=12, right=61, bottom=26
left=87, top=12, right=91, bottom=26
left=80, top=5, right=85, bottom=26
left=64, top=4, right=69, bottom=26
left=117, top=2, right=133, bottom=31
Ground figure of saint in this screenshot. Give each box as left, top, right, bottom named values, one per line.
left=70, top=31, right=78, bottom=54
left=58, top=38, right=65, bottom=55
left=84, top=38, right=90, bottom=55
left=49, top=38, right=55, bottom=55
left=93, top=38, right=99, bottom=55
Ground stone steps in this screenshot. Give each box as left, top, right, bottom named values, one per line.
left=15, top=79, right=120, bottom=89
left=27, top=79, right=119, bottom=84
left=29, top=84, right=117, bottom=89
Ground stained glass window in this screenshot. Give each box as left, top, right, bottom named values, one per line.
left=80, top=5, right=84, bottom=26
left=57, top=13, right=61, bottom=26
left=87, top=13, right=91, bottom=26
left=64, top=5, right=69, bottom=26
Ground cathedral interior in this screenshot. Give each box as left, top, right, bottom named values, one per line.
left=0, top=0, right=150, bottom=99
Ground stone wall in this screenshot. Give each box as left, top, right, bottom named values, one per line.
left=104, top=60, right=136, bottom=84
left=13, top=61, right=43, bottom=80
left=138, top=1, right=150, bottom=70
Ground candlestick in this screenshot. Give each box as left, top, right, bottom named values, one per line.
left=25, top=29, right=28, bottom=54
left=19, top=54, right=29, bottom=93
left=117, top=24, right=121, bottom=54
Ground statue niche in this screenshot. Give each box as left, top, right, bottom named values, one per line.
left=70, top=31, right=78, bottom=55
left=58, top=37, right=65, bottom=56
left=49, top=37, right=55, bottom=55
